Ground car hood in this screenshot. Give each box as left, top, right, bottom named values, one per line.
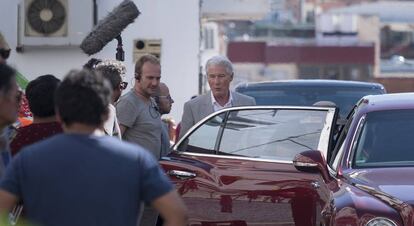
left=346, top=167, right=414, bottom=225
left=346, top=168, right=414, bottom=206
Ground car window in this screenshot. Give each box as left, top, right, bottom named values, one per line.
left=217, top=109, right=329, bottom=161
left=353, top=109, right=414, bottom=168
left=238, top=87, right=384, bottom=118
left=177, top=113, right=226, bottom=154
left=329, top=107, right=355, bottom=169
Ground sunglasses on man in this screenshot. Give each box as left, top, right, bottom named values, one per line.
left=158, top=95, right=173, bottom=102
left=0, top=49, right=10, bottom=59
left=119, top=81, right=128, bottom=90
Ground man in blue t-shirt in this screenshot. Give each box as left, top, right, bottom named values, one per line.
left=0, top=69, right=188, bottom=226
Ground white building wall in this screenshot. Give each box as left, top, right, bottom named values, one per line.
left=0, top=0, right=200, bottom=122
left=357, top=15, right=380, bottom=77
left=201, top=0, right=270, bottom=20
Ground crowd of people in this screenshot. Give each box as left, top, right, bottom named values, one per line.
left=0, top=31, right=255, bottom=226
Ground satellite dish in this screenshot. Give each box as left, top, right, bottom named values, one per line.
left=27, top=0, right=66, bottom=35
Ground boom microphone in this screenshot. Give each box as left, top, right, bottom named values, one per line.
left=80, top=0, right=140, bottom=56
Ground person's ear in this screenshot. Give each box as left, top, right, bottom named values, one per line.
left=135, top=73, right=141, bottom=81
left=55, top=109, right=67, bottom=131
left=230, top=72, right=234, bottom=81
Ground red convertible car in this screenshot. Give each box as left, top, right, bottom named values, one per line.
left=160, top=93, right=413, bottom=226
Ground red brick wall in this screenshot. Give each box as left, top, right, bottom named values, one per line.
left=375, top=77, right=414, bottom=93
left=227, top=41, right=375, bottom=64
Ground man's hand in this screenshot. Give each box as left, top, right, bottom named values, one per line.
left=152, top=190, right=188, bottom=226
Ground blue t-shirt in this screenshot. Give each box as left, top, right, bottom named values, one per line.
left=0, top=134, right=173, bottom=226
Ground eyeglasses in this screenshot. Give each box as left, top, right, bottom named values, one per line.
left=119, top=82, right=128, bottom=90
left=0, top=49, right=10, bottom=59
left=158, top=95, right=173, bottom=102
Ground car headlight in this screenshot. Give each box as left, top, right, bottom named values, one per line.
left=366, top=217, right=397, bottom=226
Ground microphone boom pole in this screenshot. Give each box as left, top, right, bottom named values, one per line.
left=116, top=35, right=125, bottom=61
left=80, top=0, right=140, bottom=61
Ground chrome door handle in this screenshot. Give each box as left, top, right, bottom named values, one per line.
left=311, top=181, right=320, bottom=189
left=167, top=170, right=196, bottom=180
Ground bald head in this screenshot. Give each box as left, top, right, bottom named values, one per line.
left=159, top=83, right=168, bottom=95
left=154, top=82, right=174, bottom=115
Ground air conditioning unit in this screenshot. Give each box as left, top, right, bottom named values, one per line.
left=133, top=39, right=162, bottom=62
left=18, top=0, right=93, bottom=47
left=25, top=0, right=68, bottom=37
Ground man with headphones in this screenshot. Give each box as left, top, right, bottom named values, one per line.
left=115, top=54, right=164, bottom=226
left=116, top=54, right=163, bottom=159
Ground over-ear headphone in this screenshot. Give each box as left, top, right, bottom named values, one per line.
left=135, top=73, right=141, bottom=81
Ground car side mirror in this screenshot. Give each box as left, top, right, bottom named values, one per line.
left=293, top=150, right=331, bottom=181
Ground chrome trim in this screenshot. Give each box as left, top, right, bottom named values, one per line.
left=178, top=151, right=293, bottom=164
left=311, top=181, right=320, bottom=189
left=365, top=217, right=397, bottom=226
left=159, top=156, right=172, bottom=161
left=346, top=115, right=366, bottom=168
left=167, top=170, right=196, bottom=180
left=327, top=165, right=338, bottom=177
left=173, top=105, right=336, bottom=150
left=318, top=108, right=336, bottom=160
left=293, top=162, right=318, bottom=167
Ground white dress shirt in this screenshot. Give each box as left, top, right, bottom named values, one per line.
left=211, top=91, right=233, bottom=112
left=103, top=104, right=121, bottom=139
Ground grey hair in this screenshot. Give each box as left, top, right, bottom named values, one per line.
left=95, top=59, right=126, bottom=75
left=205, top=55, right=233, bottom=75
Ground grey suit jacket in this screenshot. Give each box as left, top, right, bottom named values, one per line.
left=179, top=91, right=256, bottom=138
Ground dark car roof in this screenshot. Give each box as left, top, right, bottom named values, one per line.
left=235, top=79, right=385, bottom=91
left=358, top=92, right=414, bottom=113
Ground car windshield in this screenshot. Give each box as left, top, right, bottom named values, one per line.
left=238, top=86, right=383, bottom=118
left=354, top=109, right=414, bottom=168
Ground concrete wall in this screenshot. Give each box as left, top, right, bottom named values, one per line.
left=201, top=0, right=269, bottom=20
left=357, top=15, right=380, bottom=77
left=232, top=63, right=297, bottom=88
left=0, top=0, right=200, bottom=122
left=375, top=77, right=414, bottom=93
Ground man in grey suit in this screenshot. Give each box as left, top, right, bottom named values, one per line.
left=179, top=55, right=255, bottom=138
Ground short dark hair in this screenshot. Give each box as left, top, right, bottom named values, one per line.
left=26, top=75, right=60, bottom=118
left=55, top=69, right=111, bottom=126
left=95, top=65, right=122, bottom=90
left=0, top=64, right=16, bottom=94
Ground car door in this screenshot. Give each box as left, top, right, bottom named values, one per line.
left=160, top=106, right=338, bottom=226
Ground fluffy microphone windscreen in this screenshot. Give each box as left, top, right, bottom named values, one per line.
left=80, top=0, right=140, bottom=55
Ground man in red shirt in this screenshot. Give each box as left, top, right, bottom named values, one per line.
left=10, top=75, right=62, bottom=155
